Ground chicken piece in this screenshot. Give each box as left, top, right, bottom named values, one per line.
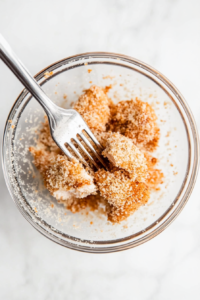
left=95, top=169, right=150, bottom=223
left=106, top=187, right=149, bottom=223
left=73, top=85, right=110, bottom=131
left=102, top=132, right=147, bottom=182
left=30, top=147, right=97, bottom=201
left=92, top=130, right=113, bottom=148
left=109, top=98, right=160, bottom=151
left=46, top=155, right=97, bottom=200
left=94, top=169, right=149, bottom=208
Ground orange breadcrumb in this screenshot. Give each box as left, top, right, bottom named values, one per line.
left=103, top=75, right=115, bottom=79
left=145, top=154, right=164, bottom=189
left=109, top=99, right=160, bottom=151
left=44, top=71, right=53, bottom=78
left=73, top=85, right=110, bottom=131
left=58, top=194, right=105, bottom=213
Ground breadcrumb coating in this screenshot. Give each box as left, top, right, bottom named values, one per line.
left=94, top=169, right=150, bottom=223
left=45, top=155, right=96, bottom=200
left=109, top=98, right=160, bottom=151
left=106, top=184, right=149, bottom=223
left=30, top=85, right=164, bottom=223
left=102, top=132, right=147, bottom=182
left=58, top=194, right=105, bottom=213
left=94, top=169, right=149, bottom=207
left=73, top=85, right=110, bottom=131
left=92, top=130, right=113, bottom=148
left=29, top=147, right=96, bottom=200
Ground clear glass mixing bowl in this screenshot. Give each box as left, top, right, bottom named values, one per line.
left=2, top=52, right=199, bottom=253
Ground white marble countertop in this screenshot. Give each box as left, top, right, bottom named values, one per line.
left=1, top=0, right=200, bottom=299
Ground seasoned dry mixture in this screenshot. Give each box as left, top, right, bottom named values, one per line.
left=30, top=85, right=163, bottom=223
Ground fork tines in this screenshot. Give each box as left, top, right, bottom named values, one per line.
left=65, top=129, right=107, bottom=170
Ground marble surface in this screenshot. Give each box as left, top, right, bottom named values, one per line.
left=1, top=0, right=200, bottom=299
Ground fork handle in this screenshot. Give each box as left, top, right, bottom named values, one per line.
left=0, top=33, right=56, bottom=120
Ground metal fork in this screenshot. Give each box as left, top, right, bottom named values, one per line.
left=0, top=34, right=107, bottom=169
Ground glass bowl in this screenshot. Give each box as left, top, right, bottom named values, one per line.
left=2, top=52, right=199, bottom=253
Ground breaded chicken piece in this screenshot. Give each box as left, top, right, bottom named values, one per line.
left=95, top=169, right=150, bottom=223
left=46, top=155, right=97, bottom=200
left=73, top=85, right=110, bottom=131
left=29, top=147, right=97, bottom=201
left=95, top=169, right=149, bottom=207
left=102, top=132, right=147, bottom=182
left=106, top=187, right=149, bottom=223
left=109, top=98, right=160, bottom=151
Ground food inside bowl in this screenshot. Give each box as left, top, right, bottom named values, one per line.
left=29, top=85, right=163, bottom=223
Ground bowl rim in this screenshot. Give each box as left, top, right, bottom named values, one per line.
left=2, top=51, right=199, bottom=253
